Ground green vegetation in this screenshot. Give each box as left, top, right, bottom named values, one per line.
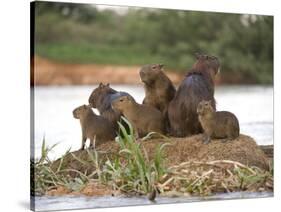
left=32, top=118, right=273, bottom=197
left=31, top=137, right=89, bottom=195
left=32, top=118, right=169, bottom=196
left=98, top=117, right=169, bottom=194
left=33, top=2, right=273, bottom=84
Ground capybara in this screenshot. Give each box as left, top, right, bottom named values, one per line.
left=197, top=100, right=240, bottom=144
left=168, top=53, right=220, bottom=137
left=73, top=104, right=116, bottom=150
left=88, top=83, right=132, bottom=131
left=140, top=64, right=176, bottom=113
left=139, top=64, right=176, bottom=130
left=111, top=95, right=165, bottom=138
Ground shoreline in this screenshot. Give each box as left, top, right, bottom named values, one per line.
left=31, top=56, right=271, bottom=86
left=33, top=191, right=274, bottom=211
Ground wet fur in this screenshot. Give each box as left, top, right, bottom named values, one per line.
left=168, top=54, right=219, bottom=137
left=88, top=83, right=132, bottom=131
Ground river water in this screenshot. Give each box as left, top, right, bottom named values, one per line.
left=32, top=85, right=273, bottom=211
left=33, top=85, right=273, bottom=159
left=33, top=192, right=273, bottom=211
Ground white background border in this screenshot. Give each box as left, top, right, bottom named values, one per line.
left=0, top=0, right=279, bottom=211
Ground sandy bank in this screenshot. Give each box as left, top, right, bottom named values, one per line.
left=32, top=56, right=183, bottom=85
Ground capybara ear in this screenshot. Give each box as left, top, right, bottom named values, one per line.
left=99, top=82, right=104, bottom=88
left=125, top=96, right=132, bottom=101
left=195, top=52, right=201, bottom=59
left=106, top=83, right=110, bottom=87
left=159, top=64, right=164, bottom=69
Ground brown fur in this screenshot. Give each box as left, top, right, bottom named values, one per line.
left=197, top=100, right=240, bottom=144
left=111, top=96, right=165, bottom=137
left=140, top=64, right=176, bottom=113
left=168, top=53, right=220, bottom=137
left=73, top=104, right=116, bottom=150
left=88, top=83, right=132, bottom=131
left=139, top=64, right=176, bottom=131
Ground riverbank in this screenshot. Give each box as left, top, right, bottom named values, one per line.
left=31, top=56, right=184, bottom=85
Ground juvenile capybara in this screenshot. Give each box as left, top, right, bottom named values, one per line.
left=88, top=83, right=133, bottom=130
left=73, top=104, right=116, bottom=150
left=197, top=100, right=240, bottom=144
left=168, top=53, right=220, bottom=137
left=111, top=95, right=165, bottom=138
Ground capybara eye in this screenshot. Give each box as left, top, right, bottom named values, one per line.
left=152, top=65, right=157, bottom=70
left=120, top=99, right=124, bottom=102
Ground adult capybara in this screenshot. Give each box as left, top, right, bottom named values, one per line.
left=140, top=64, right=176, bottom=113
left=111, top=95, right=165, bottom=138
left=73, top=104, right=116, bottom=150
left=139, top=64, right=176, bottom=130
left=197, top=100, right=240, bottom=144
left=88, top=83, right=132, bottom=131
left=168, top=53, right=220, bottom=137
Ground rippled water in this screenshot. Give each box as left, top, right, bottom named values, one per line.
left=33, top=192, right=273, bottom=211
left=33, top=85, right=273, bottom=160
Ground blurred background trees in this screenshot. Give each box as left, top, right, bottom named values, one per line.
left=34, top=2, right=273, bottom=84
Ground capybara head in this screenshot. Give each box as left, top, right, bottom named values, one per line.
left=111, top=95, right=135, bottom=113
left=139, top=64, right=164, bottom=84
left=73, top=104, right=92, bottom=119
left=88, top=83, right=114, bottom=108
left=197, top=100, right=215, bottom=116
left=193, top=53, right=220, bottom=77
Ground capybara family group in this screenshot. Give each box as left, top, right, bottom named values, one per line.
left=73, top=53, right=240, bottom=150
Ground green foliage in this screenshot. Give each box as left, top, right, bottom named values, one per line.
left=32, top=119, right=169, bottom=195
left=34, top=2, right=273, bottom=83
left=31, top=138, right=89, bottom=195
left=100, top=117, right=168, bottom=193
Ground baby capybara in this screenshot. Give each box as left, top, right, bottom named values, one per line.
left=73, top=104, right=116, bottom=150
left=197, top=100, right=240, bottom=144
left=88, top=83, right=132, bottom=131
left=168, top=53, right=220, bottom=137
left=111, top=96, right=165, bottom=138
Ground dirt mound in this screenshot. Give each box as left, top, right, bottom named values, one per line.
left=51, top=134, right=270, bottom=174
left=129, top=134, right=269, bottom=170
